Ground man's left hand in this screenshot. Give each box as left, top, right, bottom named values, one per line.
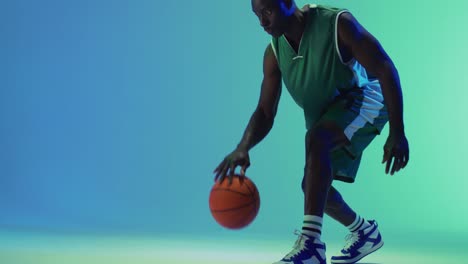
left=382, top=131, right=409, bottom=175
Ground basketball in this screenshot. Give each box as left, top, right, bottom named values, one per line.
left=209, top=175, right=260, bottom=229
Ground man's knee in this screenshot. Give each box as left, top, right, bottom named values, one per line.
left=306, top=122, right=350, bottom=154
left=306, top=126, right=333, bottom=152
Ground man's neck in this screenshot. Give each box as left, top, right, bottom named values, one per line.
left=283, top=7, right=308, bottom=46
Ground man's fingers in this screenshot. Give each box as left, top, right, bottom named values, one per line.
left=403, top=151, right=409, bottom=168
left=218, top=163, right=230, bottom=183
left=228, top=164, right=236, bottom=185
left=213, top=164, right=220, bottom=174
left=214, top=159, right=226, bottom=175
left=400, top=152, right=408, bottom=171
left=391, top=157, right=400, bottom=175
left=214, top=163, right=222, bottom=181
left=224, top=164, right=235, bottom=185
left=214, top=161, right=226, bottom=181
left=228, top=164, right=236, bottom=184
left=240, top=165, right=247, bottom=176
left=382, top=148, right=390, bottom=164
left=394, top=150, right=404, bottom=173
left=396, top=148, right=409, bottom=171
left=397, top=157, right=403, bottom=173
left=397, top=157, right=403, bottom=172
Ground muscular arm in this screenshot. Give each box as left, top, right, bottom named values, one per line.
left=338, top=12, right=409, bottom=175
left=237, top=44, right=282, bottom=151
left=337, top=12, right=405, bottom=135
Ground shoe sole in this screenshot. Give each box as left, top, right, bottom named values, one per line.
left=330, top=240, right=384, bottom=264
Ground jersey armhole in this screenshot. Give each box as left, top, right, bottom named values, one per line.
left=334, top=10, right=354, bottom=65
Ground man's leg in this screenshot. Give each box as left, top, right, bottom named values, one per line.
left=300, top=121, right=351, bottom=241
left=297, top=121, right=386, bottom=264
left=322, top=185, right=356, bottom=226
left=301, top=178, right=364, bottom=228
left=272, top=122, right=351, bottom=264
left=302, top=122, right=351, bottom=217
left=326, top=185, right=384, bottom=264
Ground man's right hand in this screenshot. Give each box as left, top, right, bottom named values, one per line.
left=213, top=148, right=250, bottom=184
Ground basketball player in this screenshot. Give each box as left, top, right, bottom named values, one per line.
left=214, top=1, right=409, bottom=263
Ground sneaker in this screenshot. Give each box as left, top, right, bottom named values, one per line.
left=273, top=229, right=327, bottom=264
left=331, top=220, right=384, bottom=264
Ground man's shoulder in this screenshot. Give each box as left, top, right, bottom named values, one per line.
left=308, top=3, right=348, bottom=17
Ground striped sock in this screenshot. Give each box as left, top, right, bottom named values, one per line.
left=347, top=214, right=371, bottom=233
left=302, top=215, right=323, bottom=239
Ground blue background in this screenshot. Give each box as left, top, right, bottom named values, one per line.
left=2, top=0, right=467, bottom=243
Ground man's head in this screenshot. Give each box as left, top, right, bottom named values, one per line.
left=251, top=0, right=297, bottom=37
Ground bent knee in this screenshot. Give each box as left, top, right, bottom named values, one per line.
left=306, top=122, right=350, bottom=153
left=306, top=126, right=333, bottom=149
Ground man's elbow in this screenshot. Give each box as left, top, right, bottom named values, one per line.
left=256, top=106, right=276, bottom=123
left=375, top=59, right=398, bottom=81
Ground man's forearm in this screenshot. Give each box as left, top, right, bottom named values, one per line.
left=378, top=60, right=405, bottom=135
left=237, top=108, right=274, bottom=151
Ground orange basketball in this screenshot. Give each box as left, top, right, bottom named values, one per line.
left=209, top=175, right=260, bottom=229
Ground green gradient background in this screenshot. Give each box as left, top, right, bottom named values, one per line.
left=1, top=0, right=467, bottom=250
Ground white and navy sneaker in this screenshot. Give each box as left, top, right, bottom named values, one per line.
left=331, top=220, right=384, bottom=264
left=273, top=230, right=327, bottom=264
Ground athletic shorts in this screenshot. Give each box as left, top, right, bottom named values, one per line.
left=312, top=88, right=389, bottom=183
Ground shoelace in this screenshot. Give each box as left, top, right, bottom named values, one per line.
left=284, top=229, right=308, bottom=259
left=343, top=232, right=360, bottom=250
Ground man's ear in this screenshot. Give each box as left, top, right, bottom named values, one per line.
left=279, top=0, right=296, bottom=16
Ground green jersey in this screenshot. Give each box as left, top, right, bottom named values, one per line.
left=271, top=4, right=386, bottom=132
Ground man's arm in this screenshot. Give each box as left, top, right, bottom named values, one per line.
left=337, top=12, right=409, bottom=174
left=338, top=12, right=404, bottom=134
left=237, top=43, right=282, bottom=151
left=214, top=44, right=282, bottom=182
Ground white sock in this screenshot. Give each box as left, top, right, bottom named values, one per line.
left=302, top=215, right=322, bottom=239
left=347, top=214, right=371, bottom=233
